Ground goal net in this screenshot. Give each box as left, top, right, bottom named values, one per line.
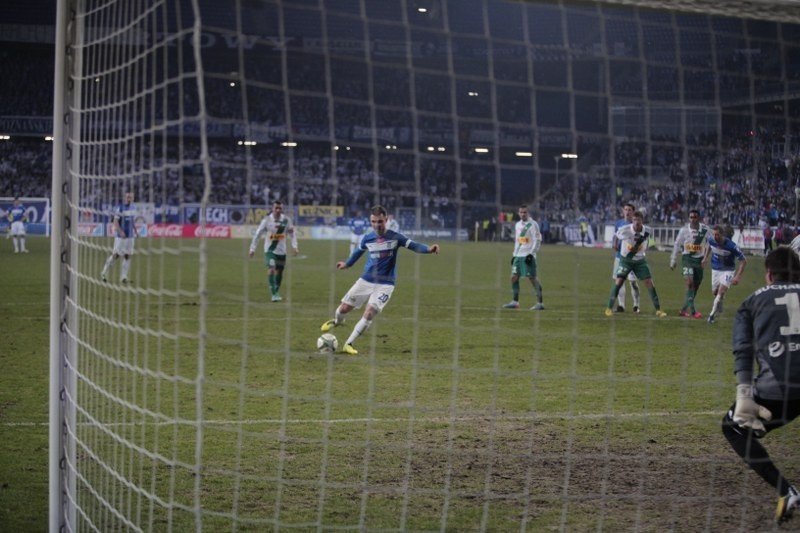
left=50, top=0, right=800, bottom=531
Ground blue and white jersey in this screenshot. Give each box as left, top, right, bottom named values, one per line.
left=708, top=235, right=745, bottom=271
left=7, top=203, right=26, bottom=222
left=114, top=201, right=137, bottom=237
left=346, top=230, right=430, bottom=285
left=613, top=218, right=628, bottom=257
left=349, top=217, right=369, bottom=236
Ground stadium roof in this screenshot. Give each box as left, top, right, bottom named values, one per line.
left=3, top=0, right=800, bottom=28
left=583, top=0, right=800, bottom=24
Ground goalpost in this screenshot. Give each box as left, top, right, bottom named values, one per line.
left=49, top=0, right=800, bottom=531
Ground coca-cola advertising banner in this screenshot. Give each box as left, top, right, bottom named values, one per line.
left=76, top=223, right=232, bottom=239
left=149, top=224, right=231, bottom=239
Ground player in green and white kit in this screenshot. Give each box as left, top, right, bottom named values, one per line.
left=670, top=209, right=710, bottom=318
left=502, top=205, right=544, bottom=310
left=248, top=200, right=299, bottom=302
left=605, top=211, right=667, bottom=317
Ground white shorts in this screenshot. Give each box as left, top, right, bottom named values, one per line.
left=612, top=257, right=638, bottom=281
left=10, top=221, right=25, bottom=236
left=341, top=278, right=395, bottom=313
left=351, top=234, right=362, bottom=247
left=711, top=269, right=735, bottom=292
left=113, top=237, right=135, bottom=256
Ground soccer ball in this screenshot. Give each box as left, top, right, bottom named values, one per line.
left=316, top=333, right=338, bottom=353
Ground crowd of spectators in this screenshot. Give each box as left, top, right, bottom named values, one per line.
left=3, top=11, right=800, bottom=231
left=3, top=127, right=800, bottom=234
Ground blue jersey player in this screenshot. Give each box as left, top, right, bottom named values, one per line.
left=101, top=191, right=137, bottom=283
left=7, top=196, right=29, bottom=253
left=321, top=205, right=440, bottom=355
left=703, top=224, right=747, bottom=323
left=348, top=212, right=370, bottom=254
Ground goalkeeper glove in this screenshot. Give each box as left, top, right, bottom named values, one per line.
left=525, top=254, right=533, bottom=265
left=733, top=384, right=772, bottom=437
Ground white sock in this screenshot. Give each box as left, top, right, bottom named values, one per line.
left=710, top=294, right=723, bottom=317
left=20, top=237, right=26, bottom=251
left=617, top=283, right=626, bottom=307
left=631, top=282, right=641, bottom=307
left=101, top=254, right=115, bottom=276
left=121, top=258, right=131, bottom=279
left=12, top=237, right=19, bottom=252
left=334, top=308, right=345, bottom=325
left=346, top=318, right=372, bottom=346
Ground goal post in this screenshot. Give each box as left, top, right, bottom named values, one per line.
left=48, top=0, right=800, bottom=531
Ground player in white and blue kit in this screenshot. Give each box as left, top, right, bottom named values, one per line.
left=704, top=224, right=747, bottom=324
left=348, top=211, right=370, bottom=254
left=100, top=191, right=137, bottom=283
left=7, top=197, right=29, bottom=253
left=321, top=205, right=440, bottom=355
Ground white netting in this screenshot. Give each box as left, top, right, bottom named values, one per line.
left=51, top=0, right=800, bottom=531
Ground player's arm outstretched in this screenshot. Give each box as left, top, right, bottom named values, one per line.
left=407, top=240, right=439, bottom=255
left=337, top=246, right=366, bottom=269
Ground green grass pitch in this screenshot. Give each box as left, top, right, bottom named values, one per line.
left=1, top=236, right=797, bottom=531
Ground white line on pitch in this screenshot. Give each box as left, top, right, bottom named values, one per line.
left=2, top=410, right=724, bottom=428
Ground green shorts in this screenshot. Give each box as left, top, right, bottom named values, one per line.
left=681, top=255, right=704, bottom=285
left=511, top=256, right=537, bottom=278
left=265, top=251, right=287, bottom=270
left=616, top=257, right=651, bottom=281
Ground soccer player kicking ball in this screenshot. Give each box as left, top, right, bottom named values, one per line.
left=703, top=224, right=747, bottom=324
left=321, top=205, right=439, bottom=355
left=604, top=211, right=667, bottom=318
left=722, top=247, right=800, bottom=523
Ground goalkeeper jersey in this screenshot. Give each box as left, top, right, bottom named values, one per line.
left=734, top=282, right=800, bottom=400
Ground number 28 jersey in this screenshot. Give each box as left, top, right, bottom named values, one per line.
left=734, top=283, right=800, bottom=400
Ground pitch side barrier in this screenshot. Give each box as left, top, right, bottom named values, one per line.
left=74, top=222, right=470, bottom=241
left=602, top=223, right=767, bottom=252
left=506, top=222, right=768, bottom=252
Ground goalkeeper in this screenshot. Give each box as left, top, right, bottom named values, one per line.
left=722, top=246, right=800, bottom=523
